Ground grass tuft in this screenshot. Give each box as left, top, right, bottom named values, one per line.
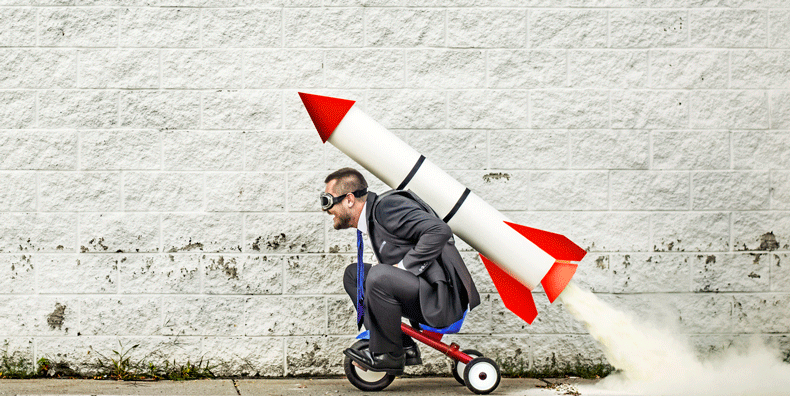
left=91, top=341, right=216, bottom=381
left=0, top=349, right=34, bottom=379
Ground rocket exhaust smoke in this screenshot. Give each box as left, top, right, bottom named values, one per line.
left=558, top=282, right=790, bottom=396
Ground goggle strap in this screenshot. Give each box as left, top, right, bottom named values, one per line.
left=350, top=188, right=367, bottom=198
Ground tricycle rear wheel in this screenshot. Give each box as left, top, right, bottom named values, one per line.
left=451, top=349, right=483, bottom=385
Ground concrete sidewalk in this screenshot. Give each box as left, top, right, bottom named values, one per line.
left=0, top=377, right=612, bottom=396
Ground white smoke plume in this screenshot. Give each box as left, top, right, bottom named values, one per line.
left=558, top=282, right=790, bottom=396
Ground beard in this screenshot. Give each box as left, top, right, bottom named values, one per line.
left=333, top=211, right=353, bottom=230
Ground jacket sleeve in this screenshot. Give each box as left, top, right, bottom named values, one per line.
left=375, top=194, right=452, bottom=274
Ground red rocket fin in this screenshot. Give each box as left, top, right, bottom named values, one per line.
left=298, top=92, right=356, bottom=143
left=504, top=221, right=586, bottom=303
left=504, top=221, right=587, bottom=262
left=480, top=254, right=538, bottom=325
left=541, top=261, right=578, bottom=303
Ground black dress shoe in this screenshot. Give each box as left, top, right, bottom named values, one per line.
left=404, top=344, right=422, bottom=366
left=344, top=348, right=405, bottom=375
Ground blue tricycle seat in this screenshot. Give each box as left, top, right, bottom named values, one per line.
left=356, top=310, right=467, bottom=340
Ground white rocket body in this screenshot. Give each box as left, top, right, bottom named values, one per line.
left=300, top=93, right=586, bottom=324
left=330, top=106, right=555, bottom=290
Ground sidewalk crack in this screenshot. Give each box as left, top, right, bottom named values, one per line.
left=232, top=379, right=242, bottom=395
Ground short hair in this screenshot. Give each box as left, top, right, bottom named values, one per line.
left=325, top=168, right=368, bottom=196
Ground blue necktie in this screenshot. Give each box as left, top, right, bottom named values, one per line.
left=356, top=229, right=365, bottom=330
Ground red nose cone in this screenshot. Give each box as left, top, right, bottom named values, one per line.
left=298, top=92, right=356, bottom=143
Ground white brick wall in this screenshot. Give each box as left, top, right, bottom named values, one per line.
left=0, top=1, right=788, bottom=377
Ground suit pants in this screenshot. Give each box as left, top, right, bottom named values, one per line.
left=343, top=263, right=425, bottom=354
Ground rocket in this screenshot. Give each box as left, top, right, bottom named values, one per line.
left=299, top=92, right=586, bottom=324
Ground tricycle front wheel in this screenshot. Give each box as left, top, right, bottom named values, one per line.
left=463, top=357, right=500, bottom=395
left=343, top=340, right=396, bottom=392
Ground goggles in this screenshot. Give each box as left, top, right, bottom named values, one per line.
left=320, top=188, right=367, bottom=211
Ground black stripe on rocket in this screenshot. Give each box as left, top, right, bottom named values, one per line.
left=397, top=155, right=470, bottom=224
left=442, top=188, right=470, bottom=223
left=397, top=155, right=425, bottom=190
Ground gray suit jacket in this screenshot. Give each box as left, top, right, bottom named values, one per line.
left=365, top=190, right=480, bottom=329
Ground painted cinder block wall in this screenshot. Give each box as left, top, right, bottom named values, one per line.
left=1, top=0, right=789, bottom=377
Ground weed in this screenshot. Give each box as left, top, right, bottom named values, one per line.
left=93, top=341, right=142, bottom=380
left=91, top=340, right=215, bottom=381
left=109, top=342, right=139, bottom=380
left=36, top=358, right=51, bottom=377
left=146, top=362, right=159, bottom=379
left=497, top=354, right=529, bottom=377
left=160, top=358, right=216, bottom=381
left=0, top=348, right=34, bottom=379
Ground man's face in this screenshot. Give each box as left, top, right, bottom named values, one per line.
left=325, top=180, right=353, bottom=230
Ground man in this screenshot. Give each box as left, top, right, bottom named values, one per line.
left=322, top=168, right=480, bottom=375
